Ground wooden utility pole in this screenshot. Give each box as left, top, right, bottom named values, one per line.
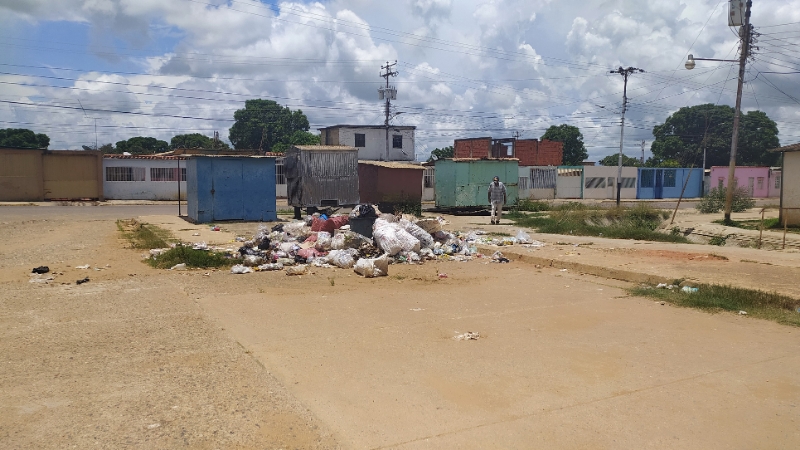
left=380, top=61, right=398, bottom=161
left=610, top=66, right=645, bottom=206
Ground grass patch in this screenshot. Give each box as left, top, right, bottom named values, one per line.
left=117, top=219, right=174, bottom=249
left=148, top=245, right=233, bottom=269
left=514, top=198, right=551, bottom=212
left=485, top=231, right=512, bottom=237
left=630, top=284, right=800, bottom=326
left=507, top=203, right=689, bottom=243
left=714, top=217, right=800, bottom=234
left=277, top=208, right=295, bottom=216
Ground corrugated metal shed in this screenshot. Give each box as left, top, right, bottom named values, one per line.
left=358, top=160, right=424, bottom=208
left=434, top=158, right=518, bottom=208
left=186, top=155, right=277, bottom=223
left=285, top=145, right=359, bottom=208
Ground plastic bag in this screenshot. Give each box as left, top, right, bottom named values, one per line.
left=515, top=230, right=532, bottom=244
left=257, top=263, right=283, bottom=271
left=283, top=221, right=309, bottom=236
left=231, top=264, right=253, bottom=274
left=415, top=217, right=445, bottom=234
left=353, top=255, right=389, bottom=278
left=331, top=231, right=368, bottom=250
left=327, top=248, right=359, bottom=268
left=297, top=248, right=324, bottom=260
left=315, top=231, right=332, bottom=251
left=285, top=265, right=308, bottom=276
left=373, top=224, right=403, bottom=256
left=243, top=255, right=264, bottom=266
left=398, top=219, right=434, bottom=249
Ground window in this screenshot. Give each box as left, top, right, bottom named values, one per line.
left=106, top=166, right=145, bottom=182
left=392, top=134, right=403, bottom=148
left=621, top=177, right=637, bottom=189
left=584, top=177, right=606, bottom=189
left=423, top=168, right=435, bottom=188
left=663, top=169, right=676, bottom=187
left=275, top=157, right=285, bottom=185
left=354, top=133, right=366, bottom=147
left=775, top=175, right=782, bottom=189
left=150, top=167, right=186, bottom=182
left=640, top=170, right=654, bottom=188
left=519, top=177, right=530, bottom=190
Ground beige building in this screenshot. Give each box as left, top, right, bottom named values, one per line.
left=0, top=148, right=104, bottom=201
left=771, top=143, right=800, bottom=226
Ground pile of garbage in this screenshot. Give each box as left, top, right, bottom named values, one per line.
left=150, top=206, right=544, bottom=278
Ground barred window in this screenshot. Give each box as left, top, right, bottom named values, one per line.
left=393, top=134, right=403, bottom=148
left=276, top=157, right=286, bottom=184
left=150, top=167, right=186, bottom=181
left=640, top=170, right=654, bottom=188
left=775, top=175, right=781, bottom=189
left=663, top=169, right=676, bottom=187
left=354, top=133, right=366, bottom=147
left=106, top=166, right=145, bottom=182
left=518, top=177, right=530, bottom=190
left=423, top=168, right=435, bottom=188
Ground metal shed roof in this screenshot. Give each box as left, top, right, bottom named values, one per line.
left=358, top=160, right=426, bottom=170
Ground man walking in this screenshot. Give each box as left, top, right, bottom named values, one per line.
left=488, top=176, right=507, bottom=225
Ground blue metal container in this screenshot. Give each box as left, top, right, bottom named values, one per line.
left=637, top=168, right=703, bottom=199
left=187, top=156, right=277, bottom=223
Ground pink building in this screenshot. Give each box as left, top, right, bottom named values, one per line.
left=709, top=166, right=780, bottom=198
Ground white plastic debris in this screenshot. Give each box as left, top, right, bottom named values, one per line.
left=192, top=242, right=209, bottom=250
left=230, top=264, right=252, bottom=274
left=75, top=264, right=90, bottom=269
left=515, top=230, right=533, bottom=244
left=257, top=263, right=283, bottom=271
left=454, top=331, right=480, bottom=341
left=242, top=255, right=264, bottom=266
left=739, top=310, right=748, bottom=315
left=681, top=286, right=699, bottom=293
left=285, top=264, right=308, bottom=276
left=353, top=255, right=389, bottom=278
left=170, top=263, right=187, bottom=271
left=327, top=249, right=359, bottom=269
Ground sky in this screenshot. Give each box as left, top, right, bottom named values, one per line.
left=1, top=0, right=799, bottom=161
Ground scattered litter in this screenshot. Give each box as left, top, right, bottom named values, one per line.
left=454, top=331, right=481, bottom=341
left=192, top=232, right=200, bottom=236
left=681, top=286, right=699, bottom=293
left=75, top=264, right=90, bottom=269
left=656, top=283, right=676, bottom=290
left=409, top=308, right=425, bottom=311
left=230, top=265, right=252, bottom=274
left=149, top=248, right=168, bottom=257
left=29, top=276, right=54, bottom=284
left=438, top=273, right=448, bottom=279
left=257, top=263, right=283, bottom=271
left=192, top=242, right=209, bottom=251
left=559, top=268, right=568, bottom=272
left=76, top=277, right=90, bottom=285
left=31, top=266, right=49, bottom=274
left=203, top=272, right=211, bottom=277
left=285, top=265, right=308, bottom=276
left=491, top=251, right=510, bottom=263
left=515, top=230, right=533, bottom=244
left=170, top=263, right=187, bottom=271
left=739, top=310, right=748, bottom=315
left=211, top=226, right=220, bottom=231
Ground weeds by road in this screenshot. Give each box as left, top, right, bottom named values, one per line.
left=117, top=219, right=173, bottom=249
left=148, top=245, right=232, bottom=269
left=630, top=284, right=800, bottom=327
left=508, top=203, right=688, bottom=243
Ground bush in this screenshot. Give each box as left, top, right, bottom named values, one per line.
left=515, top=198, right=550, bottom=212
left=697, top=187, right=755, bottom=214
left=148, top=245, right=232, bottom=269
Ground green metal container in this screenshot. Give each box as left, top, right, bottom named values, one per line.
left=434, top=159, right=519, bottom=208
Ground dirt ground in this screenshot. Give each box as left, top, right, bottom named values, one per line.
left=2, top=206, right=800, bottom=449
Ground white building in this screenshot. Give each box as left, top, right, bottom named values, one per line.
left=103, top=154, right=187, bottom=200
left=318, top=125, right=416, bottom=161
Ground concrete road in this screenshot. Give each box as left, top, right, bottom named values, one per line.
left=196, top=262, right=800, bottom=449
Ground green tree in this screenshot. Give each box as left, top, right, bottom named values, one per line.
left=651, top=104, right=780, bottom=167
left=228, top=99, right=311, bottom=152
left=98, top=143, right=114, bottom=153
left=598, top=153, right=642, bottom=167
left=0, top=128, right=50, bottom=149
left=112, top=136, right=169, bottom=155
left=271, top=130, right=320, bottom=153
left=427, top=145, right=454, bottom=162
left=170, top=133, right=230, bottom=150
left=540, top=124, right=587, bottom=165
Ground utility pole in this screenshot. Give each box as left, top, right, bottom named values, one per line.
left=640, top=140, right=646, bottom=165
left=723, top=0, right=753, bottom=223
left=610, top=66, right=644, bottom=206
left=379, top=61, right=398, bottom=161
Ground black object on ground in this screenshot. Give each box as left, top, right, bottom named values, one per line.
left=76, top=277, right=90, bottom=285
left=32, top=266, right=50, bottom=274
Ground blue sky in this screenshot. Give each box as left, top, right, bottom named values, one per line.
left=1, top=0, right=799, bottom=161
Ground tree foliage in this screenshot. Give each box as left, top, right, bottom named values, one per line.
left=696, top=186, right=755, bottom=214
left=0, top=128, right=50, bottom=149
left=541, top=124, right=587, bottom=165
left=271, top=130, right=320, bottom=153
left=228, top=99, right=311, bottom=152
left=170, top=133, right=230, bottom=150
left=598, top=153, right=642, bottom=167
left=651, top=104, right=780, bottom=167
left=111, top=137, right=170, bottom=155
left=427, top=145, right=454, bottom=161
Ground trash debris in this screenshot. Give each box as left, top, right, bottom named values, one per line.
left=454, top=331, right=480, bottom=341
left=353, top=255, right=389, bottom=278
left=257, top=263, right=283, bottom=271
left=409, top=308, right=424, bottom=311
left=31, top=266, right=50, bottom=274
left=192, top=242, right=209, bottom=251
left=192, top=232, right=200, bottom=236
left=75, top=264, right=90, bottom=269
left=285, top=265, right=308, bottom=276
left=515, top=230, right=533, bottom=244
left=242, top=255, right=264, bottom=266
left=170, top=263, right=187, bottom=271
left=149, top=248, right=168, bottom=257
left=211, top=226, right=220, bottom=231
left=328, top=248, right=359, bottom=269
left=76, top=277, right=90, bottom=285
left=681, top=286, right=699, bottom=293
left=490, top=251, right=509, bottom=263
left=230, top=265, right=253, bottom=274
left=438, top=273, right=448, bottom=279
left=29, top=275, right=54, bottom=284
left=738, top=310, right=748, bottom=315
left=559, top=268, right=568, bottom=272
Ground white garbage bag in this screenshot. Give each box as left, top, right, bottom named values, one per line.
left=327, top=248, right=359, bottom=269
left=515, top=230, right=533, bottom=244
left=353, top=255, right=389, bottom=278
